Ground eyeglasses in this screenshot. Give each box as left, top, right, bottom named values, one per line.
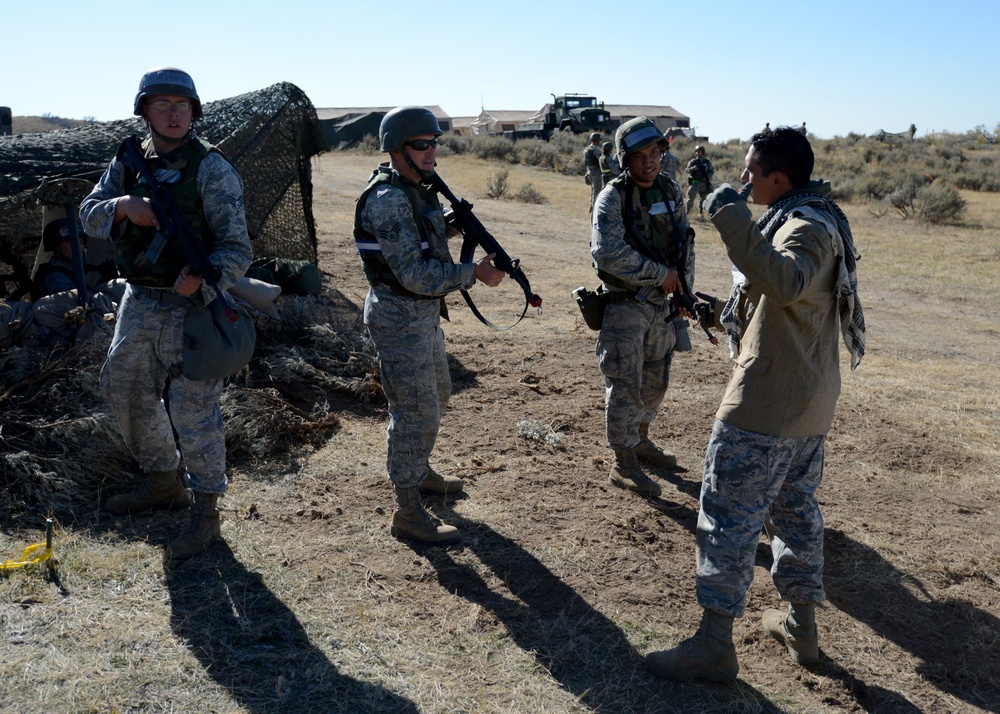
left=148, top=100, right=192, bottom=113
left=403, top=138, right=439, bottom=151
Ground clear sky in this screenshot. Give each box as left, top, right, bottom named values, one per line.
left=3, top=0, right=996, bottom=142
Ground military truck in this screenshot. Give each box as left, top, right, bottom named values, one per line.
left=509, top=94, right=617, bottom=140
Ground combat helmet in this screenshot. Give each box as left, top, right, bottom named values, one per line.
left=379, top=106, right=443, bottom=152
left=615, top=116, right=667, bottom=166
left=589, top=132, right=602, bottom=142
left=602, top=141, right=614, bottom=153
left=42, top=217, right=86, bottom=252
left=133, top=67, right=203, bottom=119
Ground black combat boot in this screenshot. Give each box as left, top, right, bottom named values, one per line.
left=105, top=469, right=189, bottom=515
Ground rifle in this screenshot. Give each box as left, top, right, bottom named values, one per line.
left=117, top=135, right=239, bottom=321
left=426, top=172, right=542, bottom=330
left=654, top=178, right=718, bottom=344
left=61, top=195, right=89, bottom=307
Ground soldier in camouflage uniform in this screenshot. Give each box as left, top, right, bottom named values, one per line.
left=599, top=141, right=620, bottom=187
left=646, top=127, right=865, bottom=682
left=685, top=145, right=714, bottom=217
left=584, top=132, right=604, bottom=212
left=591, top=117, right=695, bottom=500
left=355, top=106, right=504, bottom=546
left=81, top=67, right=253, bottom=561
left=659, top=141, right=679, bottom=182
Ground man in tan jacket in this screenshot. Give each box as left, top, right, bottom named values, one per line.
left=645, top=126, right=865, bottom=682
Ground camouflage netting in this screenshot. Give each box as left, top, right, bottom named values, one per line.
left=0, top=81, right=327, bottom=300
left=0, top=84, right=388, bottom=522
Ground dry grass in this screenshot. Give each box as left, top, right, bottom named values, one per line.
left=2, top=151, right=999, bottom=714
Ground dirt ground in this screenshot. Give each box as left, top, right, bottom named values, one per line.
left=3, top=149, right=998, bottom=714
left=287, top=151, right=1000, bottom=712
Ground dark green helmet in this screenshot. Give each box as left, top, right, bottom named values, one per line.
left=614, top=116, right=667, bottom=165
left=42, top=217, right=86, bottom=252
left=133, top=67, right=202, bottom=119
left=379, top=106, right=443, bottom=152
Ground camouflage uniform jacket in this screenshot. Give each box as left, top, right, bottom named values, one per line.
left=80, top=138, right=253, bottom=303
left=599, top=153, right=621, bottom=178
left=710, top=182, right=842, bottom=437
left=659, top=150, right=679, bottom=181
left=591, top=174, right=695, bottom=305
left=358, top=166, right=476, bottom=330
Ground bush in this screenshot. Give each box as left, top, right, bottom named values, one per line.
left=515, top=140, right=560, bottom=170
left=514, top=183, right=546, bottom=204
left=855, top=169, right=897, bottom=202
left=473, top=136, right=516, bottom=163
left=917, top=182, right=966, bottom=224
left=356, top=133, right=379, bottom=154
left=439, top=134, right=470, bottom=156
left=485, top=168, right=510, bottom=199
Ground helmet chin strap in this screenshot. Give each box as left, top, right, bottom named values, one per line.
left=402, top=148, right=436, bottom=179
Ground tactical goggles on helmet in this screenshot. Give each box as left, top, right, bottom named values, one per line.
left=622, top=125, right=663, bottom=152
left=403, top=138, right=439, bottom=151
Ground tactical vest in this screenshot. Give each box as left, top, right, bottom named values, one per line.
left=689, top=158, right=710, bottom=182
left=118, top=137, right=218, bottom=287
left=353, top=166, right=438, bottom=299
left=596, top=174, right=684, bottom=291
left=583, top=145, right=600, bottom=169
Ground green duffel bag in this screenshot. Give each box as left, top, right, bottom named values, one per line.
left=246, top=257, right=321, bottom=296
left=181, top=296, right=256, bottom=380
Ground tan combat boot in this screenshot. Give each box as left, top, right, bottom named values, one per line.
left=762, top=602, right=819, bottom=665
left=419, top=466, right=464, bottom=496
left=645, top=609, right=739, bottom=682
left=634, top=422, right=677, bottom=468
left=105, top=469, right=190, bottom=515
left=165, top=491, right=221, bottom=561
left=390, top=486, right=460, bottom=546
left=609, top=449, right=662, bottom=497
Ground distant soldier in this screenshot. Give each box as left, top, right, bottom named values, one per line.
left=32, top=218, right=88, bottom=299
left=355, top=106, right=504, bottom=546
left=659, top=139, right=679, bottom=182
left=31, top=217, right=115, bottom=300
left=599, top=141, right=621, bottom=187
left=799, top=122, right=807, bottom=135
left=584, top=132, right=604, bottom=212
left=685, top=145, right=715, bottom=218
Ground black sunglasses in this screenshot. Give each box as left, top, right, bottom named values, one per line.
left=403, top=138, right=439, bottom=151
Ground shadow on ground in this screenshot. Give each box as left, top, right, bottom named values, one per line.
left=420, top=508, right=783, bottom=713
left=165, top=541, right=419, bottom=714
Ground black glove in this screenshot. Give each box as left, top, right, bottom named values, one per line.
left=702, top=183, right=745, bottom=217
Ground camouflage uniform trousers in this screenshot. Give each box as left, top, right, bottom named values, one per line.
left=367, top=322, right=450, bottom=489
left=101, top=287, right=227, bottom=493
left=588, top=167, right=604, bottom=212
left=686, top=179, right=713, bottom=215
left=596, top=298, right=677, bottom=451
left=695, top=419, right=826, bottom=617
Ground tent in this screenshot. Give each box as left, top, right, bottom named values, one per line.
left=321, top=111, right=385, bottom=149
left=317, top=106, right=452, bottom=149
